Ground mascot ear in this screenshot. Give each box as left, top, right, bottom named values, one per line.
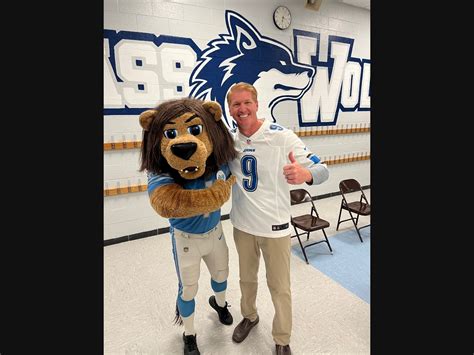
left=202, top=101, right=222, bottom=122
left=139, top=109, right=157, bottom=131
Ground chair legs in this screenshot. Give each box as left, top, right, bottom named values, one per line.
left=292, top=226, right=333, bottom=264
left=336, top=200, right=344, bottom=231
left=336, top=205, right=368, bottom=243
left=321, top=229, right=333, bottom=252
left=292, top=227, right=309, bottom=264
left=347, top=209, right=364, bottom=243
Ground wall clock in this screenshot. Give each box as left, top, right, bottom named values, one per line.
left=273, top=6, right=292, bottom=30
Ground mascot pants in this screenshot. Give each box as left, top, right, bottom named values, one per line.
left=172, top=222, right=229, bottom=313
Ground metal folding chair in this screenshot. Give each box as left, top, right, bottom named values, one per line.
left=290, top=189, right=333, bottom=264
left=336, top=179, right=371, bottom=242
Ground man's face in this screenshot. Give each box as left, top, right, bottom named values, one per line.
left=228, top=89, right=259, bottom=130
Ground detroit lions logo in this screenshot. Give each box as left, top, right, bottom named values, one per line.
left=189, top=10, right=315, bottom=129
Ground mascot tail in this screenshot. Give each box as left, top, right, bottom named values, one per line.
left=171, top=228, right=184, bottom=326
left=173, top=300, right=183, bottom=326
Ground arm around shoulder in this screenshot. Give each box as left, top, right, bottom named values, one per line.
left=149, top=176, right=236, bottom=218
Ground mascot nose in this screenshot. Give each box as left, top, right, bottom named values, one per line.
left=171, top=142, right=197, bottom=160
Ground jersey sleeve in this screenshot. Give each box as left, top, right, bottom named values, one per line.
left=285, top=131, right=329, bottom=185
left=147, top=171, right=174, bottom=195
left=220, top=163, right=231, bottom=179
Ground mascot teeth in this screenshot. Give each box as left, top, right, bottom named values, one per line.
left=181, top=167, right=199, bottom=173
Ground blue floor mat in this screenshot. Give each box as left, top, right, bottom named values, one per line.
left=291, top=227, right=370, bottom=303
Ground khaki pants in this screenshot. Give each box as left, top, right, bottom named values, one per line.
left=233, top=227, right=292, bottom=346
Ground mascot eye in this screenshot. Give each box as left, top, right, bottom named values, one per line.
left=163, top=129, right=178, bottom=139
left=187, top=124, right=203, bottom=136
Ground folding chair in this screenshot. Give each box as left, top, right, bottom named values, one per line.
left=336, top=178, right=371, bottom=242
left=290, top=189, right=333, bottom=264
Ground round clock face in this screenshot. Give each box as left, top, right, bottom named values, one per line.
left=273, top=6, right=291, bottom=30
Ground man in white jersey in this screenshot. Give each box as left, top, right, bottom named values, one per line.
left=227, top=82, right=329, bottom=355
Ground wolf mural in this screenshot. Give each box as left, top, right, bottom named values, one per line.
left=189, top=10, right=315, bottom=129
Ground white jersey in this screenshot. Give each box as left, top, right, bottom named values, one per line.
left=229, top=119, right=329, bottom=238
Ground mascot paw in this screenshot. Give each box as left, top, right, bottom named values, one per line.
left=210, top=175, right=235, bottom=202
left=226, top=175, right=236, bottom=186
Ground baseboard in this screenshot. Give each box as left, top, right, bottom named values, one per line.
left=104, top=185, right=370, bottom=246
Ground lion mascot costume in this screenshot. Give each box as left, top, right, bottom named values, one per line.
left=139, top=98, right=237, bottom=355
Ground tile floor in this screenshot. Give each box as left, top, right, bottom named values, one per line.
left=104, top=189, right=371, bottom=354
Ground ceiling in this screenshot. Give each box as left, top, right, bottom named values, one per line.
left=340, top=0, right=370, bottom=10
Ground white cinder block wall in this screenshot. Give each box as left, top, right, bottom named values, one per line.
left=104, top=0, right=370, bottom=241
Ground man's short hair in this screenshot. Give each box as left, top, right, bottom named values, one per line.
left=226, top=82, right=258, bottom=105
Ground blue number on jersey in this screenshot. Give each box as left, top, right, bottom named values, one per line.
left=241, top=155, right=258, bottom=192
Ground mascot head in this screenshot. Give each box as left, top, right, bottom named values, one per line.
left=139, top=98, right=237, bottom=182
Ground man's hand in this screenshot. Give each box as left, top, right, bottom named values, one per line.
left=283, top=151, right=313, bottom=185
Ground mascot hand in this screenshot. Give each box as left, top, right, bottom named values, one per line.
left=211, top=175, right=236, bottom=202
left=150, top=175, right=236, bottom=219
left=227, top=175, right=237, bottom=186
left=217, top=174, right=236, bottom=189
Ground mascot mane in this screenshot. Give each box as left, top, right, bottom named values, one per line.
left=139, top=98, right=236, bottom=185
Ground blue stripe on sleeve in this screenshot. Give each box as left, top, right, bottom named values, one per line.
left=308, top=154, right=321, bottom=164
left=147, top=172, right=174, bottom=195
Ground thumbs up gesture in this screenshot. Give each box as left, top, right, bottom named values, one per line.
left=283, top=151, right=313, bottom=185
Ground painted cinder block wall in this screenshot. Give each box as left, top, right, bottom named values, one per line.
left=104, top=0, right=370, bottom=241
